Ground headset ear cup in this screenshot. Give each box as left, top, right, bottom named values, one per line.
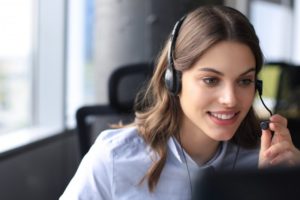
left=174, top=69, right=181, bottom=94
left=164, top=65, right=175, bottom=93
left=164, top=64, right=178, bottom=95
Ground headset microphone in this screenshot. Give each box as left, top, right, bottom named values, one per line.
left=256, top=80, right=273, bottom=130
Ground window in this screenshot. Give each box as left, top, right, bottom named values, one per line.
left=0, top=0, right=66, bottom=152
left=0, top=0, right=34, bottom=134
left=250, top=0, right=293, bottom=63
left=67, top=0, right=96, bottom=127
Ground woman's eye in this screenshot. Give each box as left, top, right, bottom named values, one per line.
left=202, top=77, right=219, bottom=86
left=238, top=79, right=254, bottom=86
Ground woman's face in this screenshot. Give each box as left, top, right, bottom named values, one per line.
left=179, top=41, right=256, bottom=142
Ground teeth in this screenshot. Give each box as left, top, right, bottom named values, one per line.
left=210, top=113, right=235, bottom=120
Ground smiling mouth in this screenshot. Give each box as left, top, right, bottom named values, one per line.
left=209, top=112, right=238, bottom=120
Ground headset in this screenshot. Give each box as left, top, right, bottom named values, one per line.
left=164, top=16, right=186, bottom=95
left=164, top=17, right=273, bottom=130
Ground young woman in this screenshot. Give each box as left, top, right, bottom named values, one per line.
left=60, top=5, right=300, bottom=200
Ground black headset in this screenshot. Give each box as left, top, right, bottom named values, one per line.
left=164, top=17, right=272, bottom=130
left=164, top=16, right=186, bottom=95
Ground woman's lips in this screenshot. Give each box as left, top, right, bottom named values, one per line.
left=208, top=111, right=239, bottom=125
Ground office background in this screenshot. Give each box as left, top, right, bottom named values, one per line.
left=0, top=0, right=299, bottom=199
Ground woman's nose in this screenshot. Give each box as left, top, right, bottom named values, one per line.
left=218, top=85, right=238, bottom=107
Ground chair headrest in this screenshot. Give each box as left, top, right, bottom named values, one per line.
left=108, top=63, right=153, bottom=112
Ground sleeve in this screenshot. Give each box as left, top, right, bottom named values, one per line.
left=59, top=135, right=113, bottom=200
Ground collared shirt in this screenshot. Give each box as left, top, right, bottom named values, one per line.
left=60, top=127, right=259, bottom=200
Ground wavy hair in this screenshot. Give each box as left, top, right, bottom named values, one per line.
left=134, top=5, right=263, bottom=192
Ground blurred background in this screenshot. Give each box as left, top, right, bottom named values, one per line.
left=0, top=0, right=300, bottom=199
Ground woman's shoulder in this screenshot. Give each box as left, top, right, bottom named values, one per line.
left=60, top=127, right=148, bottom=199
left=93, top=126, right=148, bottom=158
left=96, top=126, right=142, bottom=144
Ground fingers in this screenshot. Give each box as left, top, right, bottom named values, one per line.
left=269, top=151, right=295, bottom=166
left=260, top=129, right=272, bottom=153
left=259, top=129, right=273, bottom=168
left=261, top=135, right=300, bottom=167
left=270, top=114, right=288, bottom=127
left=268, top=114, right=292, bottom=142
left=259, top=114, right=297, bottom=168
left=264, top=140, right=290, bottom=158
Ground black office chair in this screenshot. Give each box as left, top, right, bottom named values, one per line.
left=76, top=63, right=153, bottom=158
left=258, top=62, right=300, bottom=148
left=273, top=64, right=300, bottom=148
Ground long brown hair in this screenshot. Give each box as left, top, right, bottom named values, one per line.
left=134, top=5, right=263, bottom=192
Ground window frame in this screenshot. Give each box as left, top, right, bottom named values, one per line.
left=0, top=0, right=68, bottom=155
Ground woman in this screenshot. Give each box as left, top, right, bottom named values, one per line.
left=60, top=5, right=300, bottom=200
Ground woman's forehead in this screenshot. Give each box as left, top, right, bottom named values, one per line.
left=189, top=41, right=256, bottom=74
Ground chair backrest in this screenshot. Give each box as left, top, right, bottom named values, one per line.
left=274, top=64, right=300, bottom=148
left=275, top=65, right=300, bottom=118
left=257, top=62, right=300, bottom=148
left=108, top=62, right=153, bottom=112
left=76, top=62, right=153, bottom=158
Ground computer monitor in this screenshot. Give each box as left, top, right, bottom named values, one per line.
left=192, top=167, right=300, bottom=200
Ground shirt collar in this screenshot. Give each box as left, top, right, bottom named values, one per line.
left=167, top=136, right=228, bottom=169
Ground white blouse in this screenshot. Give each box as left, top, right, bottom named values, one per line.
left=60, top=127, right=259, bottom=200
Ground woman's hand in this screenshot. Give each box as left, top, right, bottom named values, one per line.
left=259, top=114, right=300, bottom=168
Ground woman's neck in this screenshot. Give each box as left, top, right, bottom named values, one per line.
left=179, top=124, right=220, bottom=165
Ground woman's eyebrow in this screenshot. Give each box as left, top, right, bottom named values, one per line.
left=198, top=68, right=223, bottom=75
left=198, top=67, right=256, bottom=76
left=239, top=68, right=256, bottom=76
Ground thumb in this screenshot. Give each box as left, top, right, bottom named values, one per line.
left=259, top=129, right=273, bottom=168
left=260, top=129, right=272, bottom=153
